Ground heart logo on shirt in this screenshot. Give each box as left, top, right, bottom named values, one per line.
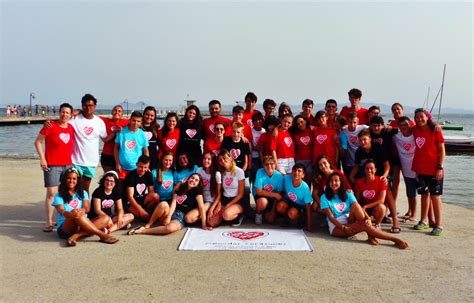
left=176, top=195, right=187, bottom=205
left=145, top=131, right=153, bottom=141
left=84, top=126, right=94, bottom=136
left=263, top=184, right=273, bottom=192
left=186, top=129, right=197, bottom=138
left=349, top=136, right=358, bottom=144
left=247, top=119, right=254, bottom=128
left=59, top=133, right=70, bottom=144
left=334, top=202, right=346, bottom=213
left=202, top=179, right=210, bottom=187
left=288, top=192, right=297, bottom=202
left=212, top=150, right=220, bottom=157
left=284, top=137, right=293, bottom=147
left=416, top=137, right=425, bottom=148
left=125, top=140, right=136, bottom=150
left=403, top=143, right=412, bottom=151
left=162, top=180, right=172, bottom=190
left=136, top=183, right=146, bottom=195
left=68, top=198, right=80, bottom=209
left=316, top=135, right=327, bottom=144
left=363, top=190, right=376, bottom=200
left=300, top=136, right=310, bottom=145
left=166, top=139, right=177, bottom=149
left=223, top=231, right=268, bottom=241
left=373, top=138, right=383, bottom=145
left=102, top=199, right=114, bottom=208
left=230, top=149, right=241, bottom=159
left=209, top=124, right=215, bottom=134
left=224, top=177, right=233, bottom=186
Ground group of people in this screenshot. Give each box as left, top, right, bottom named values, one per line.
left=34, top=89, right=447, bottom=249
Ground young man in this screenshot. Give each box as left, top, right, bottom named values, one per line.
left=203, top=100, right=231, bottom=141
left=341, top=112, right=369, bottom=182
left=242, top=92, right=260, bottom=131
left=228, top=105, right=253, bottom=142
left=263, top=98, right=277, bottom=119
left=340, top=88, right=368, bottom=125
left=124, top=155, right=159, bottom=221
left=301, top=99, right=316, bottom=126
left=325, top=99, right=340, bottom=129
left=114, top=111, right=149, bottom=180
left=367, top=105, right=381, bottom=126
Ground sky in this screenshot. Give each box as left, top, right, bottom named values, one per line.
left=1, top=0, right=472, bottom=111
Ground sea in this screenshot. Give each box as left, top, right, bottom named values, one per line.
left=0, top=113, right=472, bottom=210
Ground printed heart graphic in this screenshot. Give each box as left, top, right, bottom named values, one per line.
left=176, top=195, right=187, bottom=205
left=230, top=149, right=241, bottom=159
left=186, top=129, right=197, bottom=138
left=334, top=202, right=346, bottom=213
left=145, top=131, right=152, bottom=141
left=125, top=140, right=136, bottom=150
left=101, top=199, right=114, bottom=208
left=202, top=179, right=210, bottom=187
left=162, top=180, right=172, bottom=190
left=415, top=137, right=425, bottom=148
left=84, top=126, right=94, bottom=136
left=68, top=198, right=80, bottom=209
left=373, top=138, right=383, bottom=145
left=209, top=124, right=215, bottom=134
left=247, top=119, right=254, bottom=128
left=166, top=139, right=177, bottom=149
left=136, top=183, right=146, bottom=195
left=212, top=149, right=220, bottom=157
left=288, top=192, right=297, bottom=202
left=403, top=143, right=412, bottom=151
left=363, top=190, right=376, bottom=200
left=263, top=184, right=273, bottom=192
left=223, top=231, right=268, bottom=241
left=59, top=133, right=70, bottom=144
left=284, top=137, right=293, bottom=147
left=349, top=136, right=358, bottom=144
left=316, top=134, right=327, bottom=144
left=224, top=177, right=233, bottom=186
left=300, top=136, right=310, bottom=145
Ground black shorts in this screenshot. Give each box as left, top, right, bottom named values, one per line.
left=57, top=226, right=72, bottom=239
left=254, top=195, right=276, bottom=212
left=222, top=196, right=243, bottom=206
left=417, top=174, right=443, bottom=196
left=100, top=153, right=116, bottom=168
left=285, top=200, right=306, bottom=214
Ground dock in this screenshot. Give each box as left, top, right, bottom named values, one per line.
left=0, top=116, right=57, bottom=126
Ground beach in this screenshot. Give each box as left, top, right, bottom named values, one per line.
left=0, top=158, right=473, bottom=302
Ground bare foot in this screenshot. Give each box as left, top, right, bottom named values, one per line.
left=67, top=237, right=77, bottom=247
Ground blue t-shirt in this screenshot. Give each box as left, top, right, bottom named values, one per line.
left=52, top=190, right=90, bottom=228
left=320, top=191, right=357, bottom=221
left=252, top=168, right=284, bottom=196
left=115, top=127, right=149, bottom=170
left=173, top=165, right=199, bottom=184
left=283, top=175, right=312, bottom=206
left=152, top=169, right=175, bottom=201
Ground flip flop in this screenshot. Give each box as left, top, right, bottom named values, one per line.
left=67, top=238, right=77, bottom=247
left=43, top=225, right=54, bottom=232
left=127, top=225, right=145, bottom=235
left=100, top=236, right=119, bottom=244
left=390, top=226, right=401, bottom=234
left=402, top=217, right=417, bottom=223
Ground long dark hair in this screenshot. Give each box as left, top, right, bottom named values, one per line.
left=143, top=106, right=160, bottom=137
left=97, top=171, right=120, bottom=196
left=312, top=155, right=333, bottom=187
left=278, top=102, right=293, bottom=119
left=414, top=108, right=436, bottom=132
left=162, top=112, right=179, bottom=138
left=180, top=104, right=203, bottom=130
left=58, top=168, right=85, bottom=202
left=202, top=152, right=218, bottom=194
left=176, top=151, right=195, bottom=172
left=324, top=172, right=348, bottom=201
left=175, top=173, right=203, bottom=196
left=289, top=114, right=310, bottom=135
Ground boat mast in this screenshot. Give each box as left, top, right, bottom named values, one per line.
left=437, top=64, right=446, bottom=122
left=424, top=86, right=430, bottom=109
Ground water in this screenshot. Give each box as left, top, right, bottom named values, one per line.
left=0, top=114, right=472, bottom=210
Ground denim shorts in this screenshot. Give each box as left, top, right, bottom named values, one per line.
left=43, top=165, right=71, bottom=187
left=171, top=209, right=185, bottom=227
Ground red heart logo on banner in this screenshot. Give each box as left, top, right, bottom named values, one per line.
left=223, top=231, right=268, bottom=241
left=125, top=140, right=136, bottom=150
left=101, top=199, right=114, bottom=208
left=84, top=126, right=94, bottom=136
left=316, top=134, right=327, bottom=144
left=186, top=129, right=197, bottom=138
left=230, top=149, right=241, bottom=159
left=416, top=137, right=425, bottom=148
left=300, top=136, right=310, bottom=145
left=288, top=192, right=297, bottom=202
left=363, top=190, right=376, bottom=200
left=136, top=183, right=146, bottom=195
left=263, top=184, right=273, bottom=192
left=284, top=137, right=293, bottom=147
left=176, top=195, right=187, bottom=205
left=334, top=202, right=346, bottom=213
left=59, top=133, right=70, bottom=144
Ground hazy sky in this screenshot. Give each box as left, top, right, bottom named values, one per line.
left=1, top=1, right=472, bottom=111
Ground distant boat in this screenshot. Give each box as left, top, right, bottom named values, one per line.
left=441, top=120, right=463, bottom=131
left=445, top=134, right=474, bottom=153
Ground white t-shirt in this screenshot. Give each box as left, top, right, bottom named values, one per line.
left=393, top=132, right=416, bottom=178
left=196, top=167, right=221, bottom=203
left=69, top=114, right=107, bottom=167
left=342, top=125, right=369, bottom=166
left=217, top=167, right=245, bottom=198
left=251, top=128, right=266, bottom=158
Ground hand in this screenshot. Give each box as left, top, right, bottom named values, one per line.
left=274, top=193, right=283, bottom=201
left=380, top=176, right=388, bottom=185
left=40, top=159, right=48, bottom=170
left=202, top=224, right=213, bottom=231
left=436, top=168, right=444, bottom=181
left=241, top=137, right=249, bottom=144
left=116, top=163, right=122, bottom=173
left=117, top=216, right=124, bottom=228
left=43, top=120, right=53, bottom=129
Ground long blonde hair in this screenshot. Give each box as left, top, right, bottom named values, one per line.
left=218, top=149, right=237, bottom=176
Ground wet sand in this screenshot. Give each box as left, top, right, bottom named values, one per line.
left=0, top=158, right=472, bottom=302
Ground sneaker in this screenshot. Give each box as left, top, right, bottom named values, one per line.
left=414, top=221, right=430, bottom=230
left=430, top=226, right=444, bottom=236
left=231, top=215, right=244, bottom=227
left=255, top=213, right=263, bottom=225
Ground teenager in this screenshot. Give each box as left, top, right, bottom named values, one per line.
left=340, top=88, right=368, bottom=125
left=178, top=104, right=204, bottom=164
left=203, top=122, right=225, bottom=157
left=157, top=112, right=180, bottom=159
left=142, top=106, right=160, bottom=169
left=312, top=110, right=340, bottom=167
left=203, top=99, right=231, bottom=140
left=100, top=105, right=130, bottom=172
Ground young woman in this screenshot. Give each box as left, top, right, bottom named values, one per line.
left=203, top=122, right=225, bottom=157
left=142, top=106, right=160, bottom=169
left=100, top=105, right=130, bottom=172
left=196, top=152, right=221, bottom=209
left=89, top=171, right=134, bottom=233
left=388, top=103, right=415, bottom=129
left=152, top=153, right=175, bottom=206
left=174, top=151, right=199, bottom=184
left=178, top=105, right=204, bottom=164
left=127, top=173, right=211, bottom=235
left=250, top=112, right=266, bottom=184
left=312, top=110, right=340, bottom=167
left=157, top=112, right=180, bottom=159
left=278, top=102, right=293, bottom=120
left=289, top=114, right=314, bottom=183
left=271, top=114, right=295, bottom=175
left=52, top=168, right=119, bottom=246
left=355, top=160, right=387, bottom=229
left=34, top=103, right=75, bottom=232
left=412, top=109, right=445, bottom=236
left=320, top=173, right=408, bottom=249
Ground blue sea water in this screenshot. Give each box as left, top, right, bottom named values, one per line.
left=0, top=113, right=472, bottom=210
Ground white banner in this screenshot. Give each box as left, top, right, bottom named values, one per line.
left=178, top=227, right=313, bottom=251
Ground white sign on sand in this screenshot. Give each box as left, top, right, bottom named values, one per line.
left=178, top=228, right=313, bottom=252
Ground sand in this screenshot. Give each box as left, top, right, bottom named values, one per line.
left=0, top=158, right=473, bottom=302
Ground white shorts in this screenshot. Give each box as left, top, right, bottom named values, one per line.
left=328, top=214, right=349, bottom=235
left=277, top=158, right=295, bottom=175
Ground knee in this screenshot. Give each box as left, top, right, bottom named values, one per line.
left=256, top=199, right=268, bottom=212
left=287, top=208, right=300, bottom=220
left=184, top=214, right=196, bottom=224
left=222, top=210, right=234, bottom=221
left=276, top=201, right=288, bottom=214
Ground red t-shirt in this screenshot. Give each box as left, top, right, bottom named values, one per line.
left=271, top=129, right=294, bottom=159
left=388, top=119, right=415, bottom=129
left=292, top=129, right=314, bottom=161
left=242, top=109, right=261, bottom=129
left=157, top=128, right=180, bottom=159
left=355, top=176, right=388, bottom=206
left=340, top=107, right=368, bottom=125
left=257, top=133, right=273, bottom=158
left=203, top=137, right=223, bottom=157
left=225, top=120, right=253, bottom=142
left=203, top=116, right=231, bottom=140
left=100, top=117, right=130, bottom=155
left=39, top=123, right=75, bottom=166
left=412, top=126, right=444, bottom=175
left=312, top=127, right=338, bottom=166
